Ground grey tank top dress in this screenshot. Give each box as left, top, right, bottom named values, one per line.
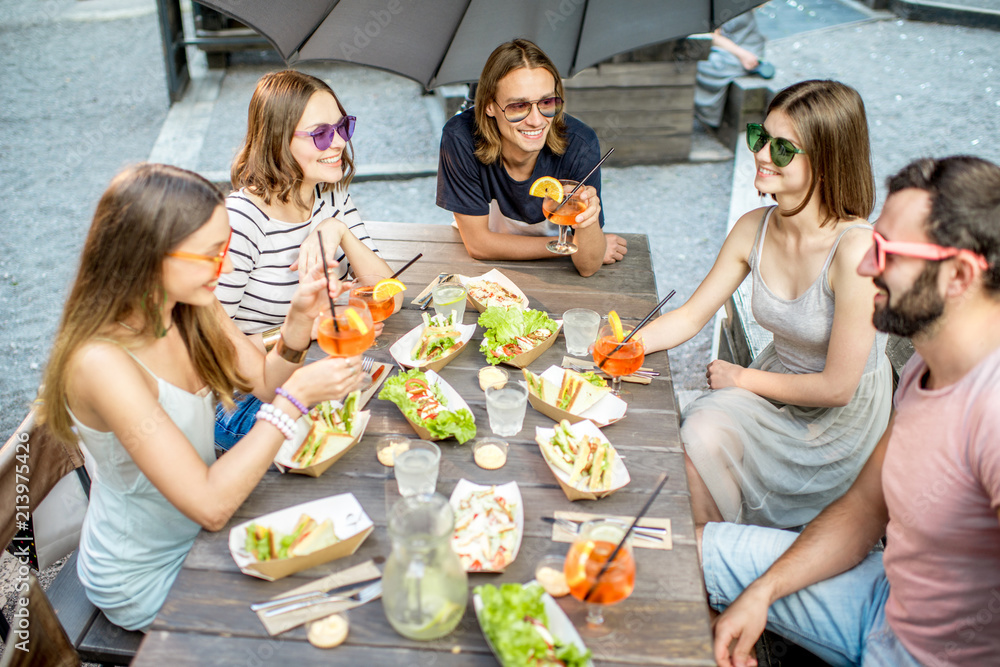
left=70, top=341, right=216, bottom=631
left=681, top=207, right=893, bottom=528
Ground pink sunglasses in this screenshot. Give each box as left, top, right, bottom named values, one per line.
left=872, top=230, right=988, bottom=272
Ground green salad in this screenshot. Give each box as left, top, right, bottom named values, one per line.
left=378, top=368, right=476, bottom=444
left=475, top=582, right=591, bottom=666
left=479, top=306, right=559, bottom=365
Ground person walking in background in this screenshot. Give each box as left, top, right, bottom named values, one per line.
left=214, top=70, right=393, bottom=450
left=695, top=11, right=773, bottom=129
left=707, top=155, right=1000, bottom=667
left=436, top=38, right=627, bottom=276
left=37, top=163, right=363, bottom=631
left=642, top=80, right=892, bottom=528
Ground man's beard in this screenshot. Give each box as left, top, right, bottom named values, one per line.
left=873, top=263, right=945, bottom=338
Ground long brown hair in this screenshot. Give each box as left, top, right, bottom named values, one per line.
left=231, top=70, right=355, bottom=211
left=474, top=39, right=567, bottom=165
left=39, top=163, right=251, bottom=445
left=767, top=79, right=874, bottom=225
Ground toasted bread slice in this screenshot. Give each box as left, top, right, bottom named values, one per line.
left=562, top=369, right=610, bottom=413
left=289, top=518, right=339, bottom=557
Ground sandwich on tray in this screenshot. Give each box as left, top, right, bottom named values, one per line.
left=244, top=513, right=340, bottom=561
left=522, top=368, right=608, bottom=414
left=412, top=311, right=464, bottom=362
left=537, top=420, right=617, bottom=493
left=479, top=306, right=558, bottom=365
left=290, top=391, right=361, bottom=467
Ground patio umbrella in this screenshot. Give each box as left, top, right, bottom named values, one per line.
left=194, top=0, right=766, bottom=89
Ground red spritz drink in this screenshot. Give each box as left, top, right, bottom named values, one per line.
left=351, top=274, right=404, bottom=350
left=542, top=179, right=586, bottom=255
left=564, top=519, right=635, bottom=630
left=592, top=324, right=644, bottom=397
left=317, top=297, right=374, bottom=357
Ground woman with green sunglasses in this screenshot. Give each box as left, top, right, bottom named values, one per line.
left=642, top=79, right=892, bottom=529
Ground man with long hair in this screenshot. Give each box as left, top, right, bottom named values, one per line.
left=704, top=156, right=1000, bottom=666
left=436, top=38, right=627, bottom=277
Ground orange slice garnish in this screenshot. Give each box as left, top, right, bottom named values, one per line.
left=372, top=278, right=406, bottom=302
left=608, top=310, right=624, bottom=342
left=529, top=176, right=564, bottom=202
left=344, top=307, right=370, bottom=335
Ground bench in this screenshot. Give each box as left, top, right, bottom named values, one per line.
left=711, top=75, right=776, bottom=152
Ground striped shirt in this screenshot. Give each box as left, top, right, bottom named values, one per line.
left=215, top=186, right=380, bottom=334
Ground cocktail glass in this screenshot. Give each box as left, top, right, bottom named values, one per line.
left=317, top=295, right=375, bottom=358
left=543, top=179, right=587, bottom=255
left=563, top=519, right=635, bottom=634
left=351, top=274, right=402, bottom=350
left=592, top=324, right=644, bottom=398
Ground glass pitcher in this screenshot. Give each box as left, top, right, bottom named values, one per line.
left=382, top=493, right=467, bottom=640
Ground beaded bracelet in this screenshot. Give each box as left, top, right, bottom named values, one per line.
left=255, top=403, right=297, bottom=440
left=274, top=387, right=308, bottom=416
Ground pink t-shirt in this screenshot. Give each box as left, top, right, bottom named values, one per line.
left=882, top=346, right=1000, bottom=666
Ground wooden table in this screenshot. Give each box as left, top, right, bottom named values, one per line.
left=132, top=223, right=714, bottom=666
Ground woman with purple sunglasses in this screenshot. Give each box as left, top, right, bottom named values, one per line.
left=214, top=70, right=392, bottom=450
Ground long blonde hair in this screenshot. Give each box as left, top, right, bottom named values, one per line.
left=231, top=70, right=356, bottom=211
left=474, top=39, right=567, bottom=165
left=39, top=163, right=250, bottom=445
left=767, top=80, right=874, bottom=225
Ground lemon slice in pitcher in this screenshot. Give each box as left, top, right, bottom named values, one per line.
left=608, top=310, right=624, bottom=342
left=529, top=176, right=563, bottom=202
left=373, top=278, right=406, bottom=302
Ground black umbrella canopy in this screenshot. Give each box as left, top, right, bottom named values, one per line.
left=198, top=0, right=766, bottom=89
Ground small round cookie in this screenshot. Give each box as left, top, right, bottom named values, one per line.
left=307, top=612, right=349, bottom=648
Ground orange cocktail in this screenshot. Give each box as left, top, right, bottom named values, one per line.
left=542, top=179, right=585, bottom=255
left=317, top=297, right=374, bottom=357
left=351, top=285, right=395, bottom=323
left=564, top=519, right=635, bottom=628
left=592, top=323, right=644, bottom=397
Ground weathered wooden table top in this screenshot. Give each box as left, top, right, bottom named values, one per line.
left=133, top=223, right=714, bottom=666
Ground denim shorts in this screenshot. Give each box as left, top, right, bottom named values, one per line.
left=214, top=393, right=262, bottom=451
left=701, top=522, right=923, bottom=667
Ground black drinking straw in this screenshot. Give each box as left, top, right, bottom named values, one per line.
left=583, top=472, right=669, bottom=603
left=389, top=252, right=422, bottom=280
left=317, top=231, right=339, bottom=332
left=597, top=290, right=676, bottom=370
left=551, top=147, right=614, bottom=215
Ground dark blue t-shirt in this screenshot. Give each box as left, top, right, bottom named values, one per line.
left=436, top=109, right=604, bottom=227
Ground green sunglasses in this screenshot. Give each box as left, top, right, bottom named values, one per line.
left=746, top=123, right=806, bottom=167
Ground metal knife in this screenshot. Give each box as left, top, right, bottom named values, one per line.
left=541, top=516, right=666, bottom=540
left=250, top=575, right=381, bottom=613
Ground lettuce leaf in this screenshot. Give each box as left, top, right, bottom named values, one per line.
left=478, top=306, right=558, bottom=365
left=475, top=583, right=591, bottom=667
left=378, top=369, right=477, bottom=444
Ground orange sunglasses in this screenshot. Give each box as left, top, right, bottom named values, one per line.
left=167, top=230, right=232, bottom=279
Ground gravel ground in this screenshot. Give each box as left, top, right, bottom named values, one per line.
left=2, top=0, right=1000, bottom=653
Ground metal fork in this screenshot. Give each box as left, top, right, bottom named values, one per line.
left=361, top=357, right=374, bottom=374
left=261, top=580, right=382, bottom=617
left=567, top=363, right=658, bottom=378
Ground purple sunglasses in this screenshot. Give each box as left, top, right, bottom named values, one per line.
left=293, top=115, right=356, bottom=151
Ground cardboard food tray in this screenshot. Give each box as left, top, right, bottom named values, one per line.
left=525, top=365, right=627, bottom=428
left=389, top=321, right=476, bottom=374
left=229, top=493, right=374, bottom=581
left=449, top=479, right=524, bottom=573
left=392, top=368, right=476, bottom=442
left=461, top=268, right=530, bottom=312
left=273, top=410, right=371, bottom=477
left=473, top=583, right=593, bottom=667
left=535, top=420, right=630, bottom=501
left=487, top=319, right=562, bottom=369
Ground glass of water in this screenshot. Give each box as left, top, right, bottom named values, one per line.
left=485, top=381, right=528, bottom=438
left=562, top=308, right=601, bottom=356
left=394, top=440, right=441, bottom=496
left=432, top=283, right=467, bottom=321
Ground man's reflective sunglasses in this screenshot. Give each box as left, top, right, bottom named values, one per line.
left=494, top=96, right=563, bottom=123
left=746, top=123, right=806, bottom=168
left=293, top=115, right=357, bottom=151
left=871, top=229, right=989, bottom=272
left=167, top=230, right=232, bottom=279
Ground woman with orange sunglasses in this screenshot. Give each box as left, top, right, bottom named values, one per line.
left=37, top=163, right=362, bottom=631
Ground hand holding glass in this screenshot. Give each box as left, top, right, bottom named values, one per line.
left=544, top=179, right=587, bottom=255
left=317, top=296, right=374, bottom=357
